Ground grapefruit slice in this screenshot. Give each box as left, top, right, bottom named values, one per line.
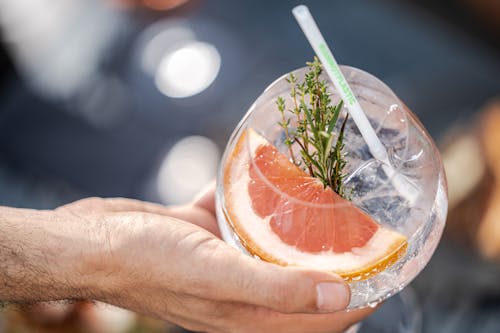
left=223, top=129, right=407, bottom=281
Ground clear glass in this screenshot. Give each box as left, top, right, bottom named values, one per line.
left=354, top=288, right=421, bottom=333
left=215, top=65, right=447, bottom=309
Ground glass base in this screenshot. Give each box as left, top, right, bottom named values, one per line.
left=348, top=288, right=421, bottom=333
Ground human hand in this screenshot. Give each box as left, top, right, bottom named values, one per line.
left=1, top=184, right=374, bottom=333
left=63, top=184, right=375, bottom=333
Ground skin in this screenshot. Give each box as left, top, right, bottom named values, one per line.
left=0, top=183, right=374, bottom=333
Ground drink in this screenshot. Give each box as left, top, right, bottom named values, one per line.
left=215, top=64, right=447, bottom=309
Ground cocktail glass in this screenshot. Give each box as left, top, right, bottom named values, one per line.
left=216, top=65, right=447, bottom=332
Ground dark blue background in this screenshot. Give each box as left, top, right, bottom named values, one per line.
left=1, top=1, right=499, bottom=332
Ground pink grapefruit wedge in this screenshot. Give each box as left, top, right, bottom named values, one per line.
left=223, top=129, right=407, bottom=281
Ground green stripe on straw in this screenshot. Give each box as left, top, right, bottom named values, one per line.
left=318, top=44, right=356, bottom=106
left=292, top=4, right=419, bottom=203
left=292, top=4, right=389, bottom=163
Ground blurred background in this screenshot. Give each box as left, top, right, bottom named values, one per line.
left=0, top=0, right=499, bottom=332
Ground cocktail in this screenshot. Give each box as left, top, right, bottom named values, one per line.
left=215, top=5, right=447, bottom=332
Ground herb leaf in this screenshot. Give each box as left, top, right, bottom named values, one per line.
left=276, top=57, right=349, bottom=197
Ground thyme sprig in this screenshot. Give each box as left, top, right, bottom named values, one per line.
left=276, top=57, right=349, bottom=197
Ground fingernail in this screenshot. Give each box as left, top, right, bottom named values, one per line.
left=316, top=282, right=350, bottom=312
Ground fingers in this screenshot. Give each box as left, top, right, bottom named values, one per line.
left=230, top=263, right=350, bottom=313
left=104, top=182, right=219, bottom=236
left=101, top=180, right=217, bottom=217
left=60, top=180, right=217, bottom=218
left=74, top=194, right=349, bottom=316
left=126, top=217, right=350, bottom=314
left=233, top=305, right=376, bottom=333
left=61, top=197, right=221, bottom=236
left=192, top=180, right=216, bottom=215
left=166, top=205, right=221, bottom=237
left=182, top=238, right=350, bottom=314
left=160, top=293, right=374, bottom=333
left=112, top=200, right=221, bottom=237
left=94, top=211, right=356, bottom=332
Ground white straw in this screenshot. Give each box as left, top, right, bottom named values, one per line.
left=292, top=5, right=419, bottom=204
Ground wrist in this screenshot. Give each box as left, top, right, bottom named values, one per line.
left=47, top=209, right=118, bottom=301
left=0, top=207, right=87, bottom=301
left=25, top=209, right=115, bottom=302
left=33, top=209, right=103, bottom=301
left=0, top=205, right=129, bottom=304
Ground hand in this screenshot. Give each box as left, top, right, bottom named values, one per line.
left=1, top=184, right=375, bottom=333
left=61, top=183, right=375, bottom=333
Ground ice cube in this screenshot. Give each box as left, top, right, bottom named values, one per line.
left=345, top=159, right=412, bottom=230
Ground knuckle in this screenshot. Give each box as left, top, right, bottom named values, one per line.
left=60, top=197, right=106, bottom=212
left=171, top=231, right=223, bottom=294
left=186, top=230, right=223, bottom=265
left=79, top=196, right=104, bottom=206
left=55, top=197, right=106, bottom=218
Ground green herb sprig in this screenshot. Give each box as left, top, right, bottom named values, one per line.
left=276, top=57, right=349, bottom=197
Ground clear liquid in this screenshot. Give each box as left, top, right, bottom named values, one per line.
left=216, top=72, right=447, bottom=309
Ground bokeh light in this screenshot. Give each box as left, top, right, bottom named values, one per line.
left=154, top=41, right=221, bottom=98
left=157, top=136, right=219, bottom=204
left=140, top=25, right=195, bottom=75
left=0, top=0, right=122, bottom=99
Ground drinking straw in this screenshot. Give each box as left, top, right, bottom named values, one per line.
left=292, top=5, right=419, bottom=203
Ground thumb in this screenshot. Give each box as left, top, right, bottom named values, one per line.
left=192, top=241, right=351, bottom=314
left=233, top=259, right=350, bottom=313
